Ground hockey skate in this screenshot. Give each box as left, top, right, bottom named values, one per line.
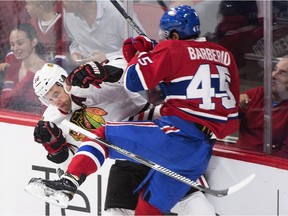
left=24, top=173, right=79, bottom=208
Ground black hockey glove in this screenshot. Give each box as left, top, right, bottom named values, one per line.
left=34, top=120, right=67, bottom=155
left=46, top=146, right=70, bottom=164
left=104, top=65, right=123, bottom=83
left=66, top=61, right=107, bottom=88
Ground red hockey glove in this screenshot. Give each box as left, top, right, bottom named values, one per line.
left=66, top=61, right=107, bottom=88
left=133, top=35, right=158, bottom=52
left=34, top=120, right=67, bottom=155
left=122, top=37, right=137, bottom=62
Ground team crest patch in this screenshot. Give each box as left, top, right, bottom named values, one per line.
left=69, top=107, right=107, bottom=141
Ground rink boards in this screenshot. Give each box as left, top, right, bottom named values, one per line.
left=1, top=110, right=288, bottom=216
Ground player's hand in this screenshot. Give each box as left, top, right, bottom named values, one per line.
left=239, top=93, right=251, bottom=109
left=34, top=120, right=67, bottom=154
left=66, top=61, right=107, bottom=88
left=122, top=37, right=137, bottom=62
left=133, top=35, right=158, bottom=52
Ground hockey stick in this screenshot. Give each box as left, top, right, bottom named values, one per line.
left=110, top=0, right=163, bottom=104
left=62, top=120, right=255, bottom=197
left=110, top=0, right=147, bottom=36
left=157, top=0, right=168, bottom=11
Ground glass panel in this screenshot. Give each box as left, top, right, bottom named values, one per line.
left=1, top=0, right=286, bottom=158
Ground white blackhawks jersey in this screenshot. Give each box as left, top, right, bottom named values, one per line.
left=42, top=58, right=150, bottom=167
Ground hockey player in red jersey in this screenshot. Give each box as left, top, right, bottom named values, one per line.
left=25, top=5, right=239, bottom=215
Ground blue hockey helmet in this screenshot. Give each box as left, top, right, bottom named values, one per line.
left=159, top=5, right=200, bottom=40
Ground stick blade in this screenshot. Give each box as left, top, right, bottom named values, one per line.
left=227, top=173, right=256, bottom=196
left=24, top=178, right=69, bottom=208
left=201, top=173, right=256, bottom=197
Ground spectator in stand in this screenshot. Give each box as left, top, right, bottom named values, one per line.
left=0, top=23, right=45, bottom=115
left=0, top=1, right=30, bottom=62
left=24, top=0, right=70, bottom=69
left=61, top=0, right=144, bottom=65
left=206, top=0, right=262, bottom=69
left=236, top=56, right=288, bottom=156
left=0, top=1, right=30, bottom=88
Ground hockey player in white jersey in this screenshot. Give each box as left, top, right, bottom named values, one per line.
left=30, top=58, right=155, bottom=215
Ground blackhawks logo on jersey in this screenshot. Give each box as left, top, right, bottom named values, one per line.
left=69, top=107, right=107, bottom=141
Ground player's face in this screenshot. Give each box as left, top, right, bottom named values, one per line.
left=9, top=30, right=36, bottom=60
left=44, top=84, right=72, bottom=113
left=272, top=58, right=288, bottom=99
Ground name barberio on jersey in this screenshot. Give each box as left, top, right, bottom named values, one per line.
left=188, top=47, right=231, bottom=66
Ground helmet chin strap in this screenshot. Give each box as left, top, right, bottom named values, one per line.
left=63, top=82, right=74, bottom=114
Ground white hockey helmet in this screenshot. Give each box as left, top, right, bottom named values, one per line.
left=33, top=63, right=68, bottom=106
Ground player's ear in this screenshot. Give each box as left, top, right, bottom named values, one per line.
left=170, top=32, right=180, bottom=40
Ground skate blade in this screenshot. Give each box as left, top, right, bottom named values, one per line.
left=24, top=180, right=69, bottom=208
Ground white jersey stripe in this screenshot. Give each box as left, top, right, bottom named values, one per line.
left=179, top=107, right=238, bottom=121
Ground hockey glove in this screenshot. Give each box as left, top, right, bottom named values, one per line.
left=66, top=61, right=107, bottom=88
left=34, top=120, right=67, bottom=155
left=122, top=37, right=137, bottom=62
left=133, top=35, right=158, bottom=52
left=104, top=65, right=124, bottom=83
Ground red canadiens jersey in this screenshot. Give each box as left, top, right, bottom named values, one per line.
left=125, top=38, right=240, bottom=139
left=0, top=60, right=43, bottom=114
left=29, top=13, right=70, bottom=62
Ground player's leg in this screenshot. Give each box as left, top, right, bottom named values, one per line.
left=103, top=160, right=150, bottom=216
left=171, top=191, right=215, bottom=216
left=104, top=208, right=134, bottom=216
left=25, top=127, right=108, bottom=207
left=135, top=191, right=164, bottom=215
left=171, top=175, right=216, bottom=215
left=25, top=173, right=85, bottom=208
left=26, top=116, right=213, bottom=210
left=105, top=117, right=214, bottom=213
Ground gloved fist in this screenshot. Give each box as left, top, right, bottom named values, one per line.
left=122, top=36, right=158, bottom=62
left=34, top=120, right=67, bottom=154
left=122, top=37, right=137, bottom=63
left=133, top=36, right=158, bottom=52
left=66, top=61, right=107, bottom=88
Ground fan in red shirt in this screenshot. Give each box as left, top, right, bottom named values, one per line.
left=236, top=56, right=288, bottom=156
